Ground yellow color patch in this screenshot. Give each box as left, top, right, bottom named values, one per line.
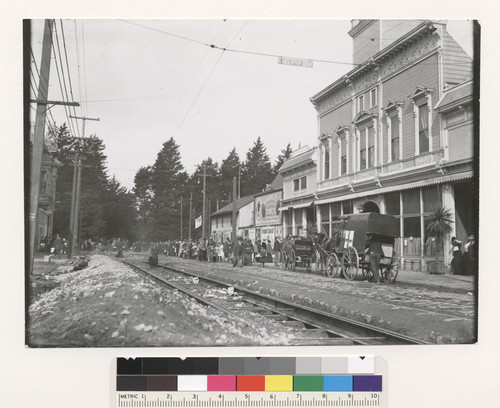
left=265, top=375, right=293, bottom=391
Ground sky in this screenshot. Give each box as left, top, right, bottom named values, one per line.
left=29, top=19, right=473, bottom=190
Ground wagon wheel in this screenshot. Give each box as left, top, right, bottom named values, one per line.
left=361, top=254, right=373, bottom=281
left=383, top=252, right=400, bottom=283
left=326, top=252, right=341, bottom=278
left=288, top=248, right=296, bottom=271
left=342, top=246, right=359, bottom=280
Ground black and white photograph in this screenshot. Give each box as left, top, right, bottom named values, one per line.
left=24, top=18, right=478, bottom=348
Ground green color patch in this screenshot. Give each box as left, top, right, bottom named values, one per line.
left=293, top=375, right=324, bottom=391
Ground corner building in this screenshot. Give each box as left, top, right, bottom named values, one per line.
left=310, top=20, right=475, bottom=272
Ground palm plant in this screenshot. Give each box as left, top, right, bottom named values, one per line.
left=425, top=204, right=454, bottom=271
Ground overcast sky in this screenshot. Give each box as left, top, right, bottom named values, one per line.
left=30, top=19, right=473, bottom=190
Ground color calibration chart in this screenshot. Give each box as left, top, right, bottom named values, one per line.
left=115, top=356, right=387, bottom=407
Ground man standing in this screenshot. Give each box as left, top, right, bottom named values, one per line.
left=365, top=233, right=383, bottom=285
left=273, top=236, right=281, bottom=266
left=232, top=236, right=243, bottom=267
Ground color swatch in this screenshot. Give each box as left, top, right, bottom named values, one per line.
left=117, top=357, right=382, bottom=392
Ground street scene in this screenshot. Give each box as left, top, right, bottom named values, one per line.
left=26, top=19, right=477, bottom=347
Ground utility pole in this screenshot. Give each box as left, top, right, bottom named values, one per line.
left=202, top=165, right=206, bottom=238
left=68, top=116, right=99, bottom=257
left=69, top=115, right=100, bottom=138
left=188, top=192, right=192, bottom=240
left=28, top=20, right=80, bottom=271
left=195, top=164, right=213, bottom=239
left=180, top=196, right=183, bottom=241
left=28, top=19, right=53, bottom=274
left=232, top=176, right=237, bottom=241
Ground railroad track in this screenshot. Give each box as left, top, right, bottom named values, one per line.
left=119, top=257, right=428, bottom=346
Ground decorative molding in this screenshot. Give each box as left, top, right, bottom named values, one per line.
left=380, top=34, right=439, bottom=79
left=416, top=154, right=433, bottom=166
left=387, top=162, right=403, bottom=173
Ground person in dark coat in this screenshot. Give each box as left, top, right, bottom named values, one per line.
left=463, top=235, right=476, bottom=276
left=450, top=237, right=463, bottom=275
left=364, top=233, right=383, bottom=284
left=274, top=237, right=282, bottom=266
left=232, top=237, right=243, bottom=267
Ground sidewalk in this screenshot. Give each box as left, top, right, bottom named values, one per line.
left=32, top=253, right=69, bottom=275
left=391, top=268, right=475, bottom=293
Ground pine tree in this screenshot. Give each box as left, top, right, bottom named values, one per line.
left=150, top=137, right=188, bottom=240
left=133, top=166, right=153, bottom=241
left=51, top=124, right=109, bottom=241
left=219, top=148, right=241, bottom=205
left=273, top=142, right=293, bottom=177
left=240, top=137, right=273, bottom=197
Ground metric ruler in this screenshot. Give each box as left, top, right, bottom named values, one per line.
left=116, top=391, right=383, bottom=407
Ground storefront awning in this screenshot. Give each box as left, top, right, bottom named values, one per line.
left=314, top=171, right=474, bottom=206
left=278, top=201, right=314, bottom=211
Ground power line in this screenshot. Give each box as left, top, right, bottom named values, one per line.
left=52, top=22, right=78, bottom=137
left=117, top=19, right=357, bottom=67
left=81, top=20, right=89, bottom=116
left=171, top=20, right=249, bottom=138
left=60, top=19, right=81, bottom=138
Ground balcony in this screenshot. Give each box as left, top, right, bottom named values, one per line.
left=317, top=150, right=443, bottom=192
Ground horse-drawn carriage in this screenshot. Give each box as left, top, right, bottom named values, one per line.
left=333, top=212, right=400, bottom=282
left=280, top=237, right=315, bottom=271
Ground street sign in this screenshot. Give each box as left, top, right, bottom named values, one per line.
left=278, top=56, right=313, bottom=68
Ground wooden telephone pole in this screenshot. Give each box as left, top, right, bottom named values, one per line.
left=68, top=116, right=99, bottom=257
left=28, top=20, right=80, bottom=273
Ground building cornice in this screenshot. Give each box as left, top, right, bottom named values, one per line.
left=310, top=20, right=439, bottom=106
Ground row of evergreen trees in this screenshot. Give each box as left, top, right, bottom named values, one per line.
left=50, top=124, right=293, bottom=243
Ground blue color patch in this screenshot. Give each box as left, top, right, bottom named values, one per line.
left=323, top=375, right=353, bottom=391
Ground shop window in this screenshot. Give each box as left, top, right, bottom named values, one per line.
left=320, top=204, right=329, bottom=222
left=403, top=216, right=421, bottom=256
left=385, top=191, right=400, bottom=215
left=403, top=189, right=420, bottom=215
left=423, top=185, right=439, bottom=212
left=342, top=200, right=353, bottom=215
left=332, top=202, right=342, bottom=218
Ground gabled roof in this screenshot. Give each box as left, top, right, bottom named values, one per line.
left=278, top=147, right=316, bottom=173
left=435, top=80, right=473, bottom=112
left=211, top=194, right=254, bottom=216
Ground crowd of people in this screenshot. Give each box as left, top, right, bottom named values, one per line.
left=450, top=235, right=476, bottom=276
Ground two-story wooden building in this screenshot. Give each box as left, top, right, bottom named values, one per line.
left=278, top=146, right=317, bottom=237
left=309, top=20, right=474, bottom=271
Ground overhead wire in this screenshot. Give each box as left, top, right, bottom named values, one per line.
left=52, top=22, right=78, bottom=137
left=118, top=19, right=358, bottom=67
left=171, top=20, right=251, bottom=138
left=59, top=19, right=81, bottom=138
left=30, top=47, right=57, bottom=132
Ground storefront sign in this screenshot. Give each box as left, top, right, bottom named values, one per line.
left=255, top=191, right=282, bottom=226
